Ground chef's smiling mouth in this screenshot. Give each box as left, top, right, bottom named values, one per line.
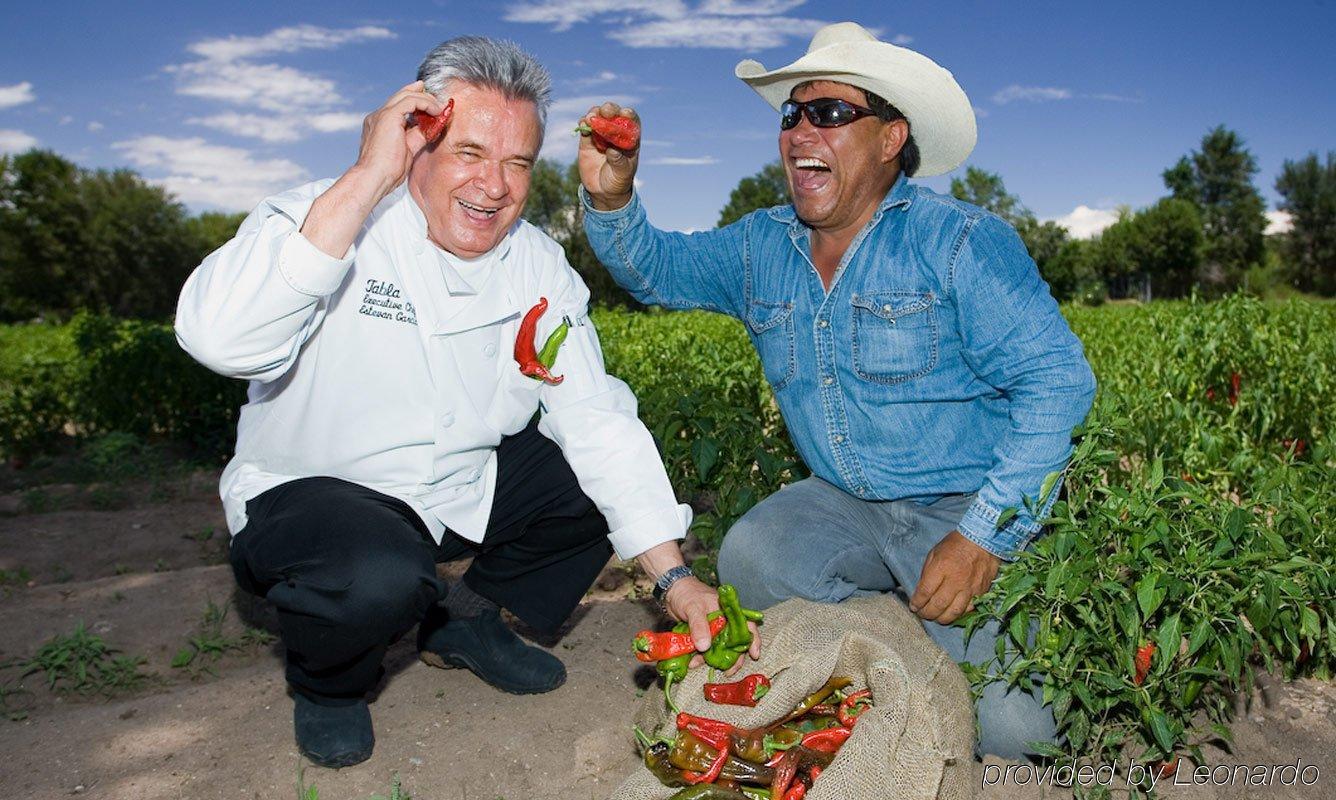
left=457, top=198, right=501, bottom=217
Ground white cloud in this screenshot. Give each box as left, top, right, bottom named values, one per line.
left=698, top=0, right=806, bottom=14
left=1047, top=205, right=1120, bottom=239
left=87, top=121, right=104, bottom=132
left=992, top=85, right=1073, bottom=105
left=505, top=0, right=687, bottom=31
left=892, top=34, right=913, bottom=45
left=0, top=82, right=35, bottom=109
left=187, top=110, right=361, bottom=143
left=186, top=24, right=394, bottom=62
left=611, top=15, right=827, bottom=48
left=0, top=129, right=39, bottom=153
left=573, top=70, right=620, bottom=87
left=173, top=61, right=342, bottom=113
left=1085, top=92, right=1142, bottom=103
left=506, top=0, right=839, bottom=49
left=646, top=156, right=719, bottom=165
left=1265, top=210, right=1293, bottom=236
left=540, top=94, right=639, bottom=160
left=167, top=24, right=392, bottom=142
left=972, top=106, right=989, bottom=119
left=112, top=135, right=308, bottom=210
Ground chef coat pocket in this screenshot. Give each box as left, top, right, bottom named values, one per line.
left=850, top=291, right=938, bottom=384
left=745, top=300, right=796, bottom=391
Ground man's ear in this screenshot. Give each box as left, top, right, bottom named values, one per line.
left=881, top=119, right=909, bottom=166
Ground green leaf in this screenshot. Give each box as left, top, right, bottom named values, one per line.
left=1028, top=741, right=1067, bottom=758
left=1137, top=574, right=1162, bottom=619
left=1038, top=470, right=1062, bottom=508
left=690, top=437, right=720, bottom=485
left=1149, top=707, right=1176, bottom=753
left=1155, top=614, right=1182, bottom=669
left=171, top=647, right=194, bottom=669
left=995, top=506, right=1018, bottom=531
left=1301, top=606, right=1321, bottom=642
left=1187, top=618, right=1212, bottom=657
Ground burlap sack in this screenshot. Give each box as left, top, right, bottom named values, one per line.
left=609, top=594, right=976, bottom=800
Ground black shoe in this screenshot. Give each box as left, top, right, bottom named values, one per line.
left=293, top=692, right=374, bottom=768
left=417, top=608, right=566, bottom=694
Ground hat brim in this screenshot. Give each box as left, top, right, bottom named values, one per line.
left=736, top=41, right=976, bottom=177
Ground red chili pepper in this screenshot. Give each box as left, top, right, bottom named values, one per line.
left=514, top=298, right=563, bottom=385
left=683, top=744, right=730, bottom=785
left=634, top=617, right=727, bottom=662
left=1134, top=642, right=1156, bottom=686
left=575, top=114, right=641, bottom=152
left=412, top=98, right=454, bottom=144
left=677, top=712, right=736, bottom=751
left=704, top=673, right=771, bottom=706
left=771, top=749, right=799, bottom=798
left=783, top=781, right=808, bottom=800
left=1228, top=371, right=1241, bottom=406
left=800, top=726, right=851, bottom=753
left=837, top=689, right=872, bottom=727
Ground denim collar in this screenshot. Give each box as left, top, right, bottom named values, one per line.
left=766, top=172, right=914, bottom=229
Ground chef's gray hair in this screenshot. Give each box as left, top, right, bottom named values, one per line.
left=417, top=36, right=552, bottom=135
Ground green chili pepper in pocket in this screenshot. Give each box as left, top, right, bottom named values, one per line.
left=538, top=321, right=569, bottom=369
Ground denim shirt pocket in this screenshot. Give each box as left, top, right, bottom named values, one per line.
left=850, top=290, right=938, bottom=384
left=745, top=299, right=796, bottom=391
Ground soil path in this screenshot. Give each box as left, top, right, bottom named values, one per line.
left=1, top=478, right=1332, bottom=799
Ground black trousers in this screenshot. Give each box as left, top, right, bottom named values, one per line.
left=228, top=419, right=613, bottom=702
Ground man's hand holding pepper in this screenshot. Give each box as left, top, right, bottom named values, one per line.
left=665, top=577, right=762, bottom=675
left=577, top=102, right=639, bottom=212
left=909, top=530, right=1000, bottom=624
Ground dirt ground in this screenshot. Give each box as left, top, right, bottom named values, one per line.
left=0, top=472, right=1332, bottom=799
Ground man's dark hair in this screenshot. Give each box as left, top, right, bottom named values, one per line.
left=862, top=89, right=920, bottom=177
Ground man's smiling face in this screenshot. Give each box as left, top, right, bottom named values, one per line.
left=781, top=80, right=903, bottom=235
left=411, top=82, right=541, bottom=258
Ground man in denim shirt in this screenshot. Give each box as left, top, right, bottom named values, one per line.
left=578, top=22, right=1096, bottom=759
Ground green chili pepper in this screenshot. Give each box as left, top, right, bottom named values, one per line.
left=643, top=741, right=690, bottom=788
left=537, top=321, right=568, bottom=369
left=704, top=584, right=755, bottom=670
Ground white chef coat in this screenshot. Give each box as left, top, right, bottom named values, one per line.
left=175, top=179, right=691, bottom=560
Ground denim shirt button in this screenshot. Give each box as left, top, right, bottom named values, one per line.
left=818, top=319, right=828, bottom=328
left=833, top=434, right=845, bottom=444
left=823, top=376, right=834, bottom=386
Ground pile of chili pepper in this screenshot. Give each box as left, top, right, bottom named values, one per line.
left=632, top=584, right=764, bottom=712
left=634, top=675, right=874, bottom=800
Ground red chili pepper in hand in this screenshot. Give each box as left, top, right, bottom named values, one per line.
left=1134, top=642, right=1156, bottom=686
left=837, top=689, right=872, bottom=727
left=800, top=726, right=852, bottom=753
left=634, top=616, right=728, bottom=662
left=514, top=298, right=563, bottom=385
left=412, top=98, right=454, bottom=144
left=704, top=673, right=771, bottom=706
left=576, top=114, right=641, bottom=152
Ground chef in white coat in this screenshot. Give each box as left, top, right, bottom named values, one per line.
left=175, top=36, right=751, bottom=768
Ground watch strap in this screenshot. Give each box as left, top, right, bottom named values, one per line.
left=652, top=565, right=695, bottom=603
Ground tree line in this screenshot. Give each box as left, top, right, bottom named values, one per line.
left=2, top=126, right=1330, bottom=320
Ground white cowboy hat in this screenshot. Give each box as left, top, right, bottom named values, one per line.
left=735, top=22, right=976, bottom=177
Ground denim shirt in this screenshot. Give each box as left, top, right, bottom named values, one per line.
left=581, top=175, right=1096, bottom=559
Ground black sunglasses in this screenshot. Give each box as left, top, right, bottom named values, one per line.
left=780, top=98, right=878, bottom=131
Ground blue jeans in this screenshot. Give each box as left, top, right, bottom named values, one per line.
left=716, top=477, right=1057, bottom=761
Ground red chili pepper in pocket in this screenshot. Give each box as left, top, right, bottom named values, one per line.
left=514, top=297, right=563, bottom=385
left=704, top=673, right=771, bottom=706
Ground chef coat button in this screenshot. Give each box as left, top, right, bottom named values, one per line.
left=483, top=342, right=497, bottom=358
left=470, top=469, right=481, bottom=481
left=440, top=412, right=455, bottom=428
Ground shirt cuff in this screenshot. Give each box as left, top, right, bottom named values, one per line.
left=606, top=503, right=693, bottom=561
left=278, top=230, right=356, bottom=297
left=579, top=185, right=640, bottom=222
left=956, top=497, right=1043, bottom=561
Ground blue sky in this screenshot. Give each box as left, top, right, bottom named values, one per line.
left=1, top=1, right=1331, bottom=236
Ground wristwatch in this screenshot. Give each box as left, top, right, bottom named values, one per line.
left=652, top=565, right=695, bottom=606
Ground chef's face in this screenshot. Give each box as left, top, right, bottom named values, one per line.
left=411, top=82, right=541, bottom=259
